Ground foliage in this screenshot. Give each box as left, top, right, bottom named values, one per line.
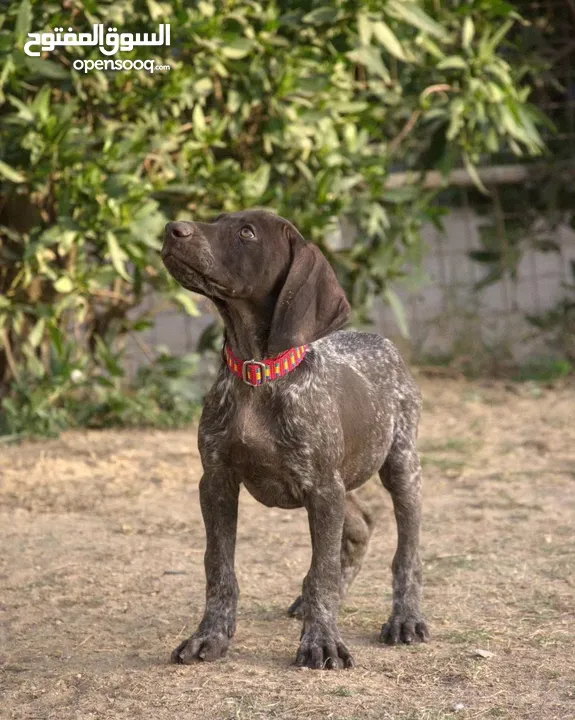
left=514, top=357, right=573, bottom=383
left=0, top=350, right=207, bottom=438
left=0, top=0, right=548, bottom=435
left=461, top=5, right=574, bottom=366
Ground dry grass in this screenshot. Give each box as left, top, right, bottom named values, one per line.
left=1, top=376, right=574, bottom=719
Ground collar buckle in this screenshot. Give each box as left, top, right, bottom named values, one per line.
left=242, top=359, right=267, bottom=387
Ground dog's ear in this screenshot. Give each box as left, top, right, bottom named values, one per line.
left=267, top=222, right=351, bottom=354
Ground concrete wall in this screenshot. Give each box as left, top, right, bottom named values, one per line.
left=126, top=208, right=575, bottom=371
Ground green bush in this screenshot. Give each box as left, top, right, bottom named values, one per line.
left=0, top=0, right=547, bottom=435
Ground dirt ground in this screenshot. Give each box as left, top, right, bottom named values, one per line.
left=1, top=375, right=574, bottom=720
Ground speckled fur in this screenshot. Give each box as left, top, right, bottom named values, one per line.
left=162, top=211, right=429, bottom=670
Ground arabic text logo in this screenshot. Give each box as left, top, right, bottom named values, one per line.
left=24, top=24, right=170, bottom=58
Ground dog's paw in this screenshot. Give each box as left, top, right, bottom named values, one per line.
left=379, top=615, right=429, bottom=645
left=294, top=624, right=354, bottom=670
left=171, top=630, right=230, bottom=664
left=287, top=595, right=304, bottom=619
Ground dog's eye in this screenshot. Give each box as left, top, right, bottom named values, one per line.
left=239, top=226, right=256, bottom=240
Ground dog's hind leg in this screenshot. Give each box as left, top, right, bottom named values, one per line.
left=288, top=491, right=375, bottom=618
left=339, top=492, right=376, bottom=598
left=378, top=431, right=429, bottom=645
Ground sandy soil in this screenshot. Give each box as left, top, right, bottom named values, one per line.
left=1, top=376, right=574, bottom=720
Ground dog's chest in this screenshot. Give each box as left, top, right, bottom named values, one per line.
left=206, top=388, right=315, bottom=509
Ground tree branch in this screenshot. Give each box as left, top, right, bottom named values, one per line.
left=388, top=84, right=454, bottom=155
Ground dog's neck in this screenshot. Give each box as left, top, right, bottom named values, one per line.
left=214, top=297, right=277, bottom=359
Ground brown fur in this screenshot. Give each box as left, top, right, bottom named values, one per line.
left=161, top=210, right=429, bottom=670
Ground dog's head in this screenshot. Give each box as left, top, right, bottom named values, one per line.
left=161, top=210, right=350, bottom=353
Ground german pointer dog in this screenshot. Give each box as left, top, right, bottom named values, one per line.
left=161, top=210, right=429, bottom=670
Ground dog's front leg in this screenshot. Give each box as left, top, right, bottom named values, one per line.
left=172, top=472, right=239, bottom=664
left=296, top=478, right=354, bottom=669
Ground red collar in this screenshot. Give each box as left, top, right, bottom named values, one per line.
left=224, top=344, right=309, bottom=387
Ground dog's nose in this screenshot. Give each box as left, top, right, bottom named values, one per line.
left=165, top=221, right=194, bottom=239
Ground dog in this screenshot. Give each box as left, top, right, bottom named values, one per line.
left=161, top=210, right=429, bottom=670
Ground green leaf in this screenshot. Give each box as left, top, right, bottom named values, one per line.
left=347, top=47, right=390, bottom=82
left=22, top=345, right=45, bottom=378
left=0, top=54, right=15, bottom=92
left=474, top=267, right=503, bottom=290
left=462, top=16, right=475, bottom=50
left=15, top=0, right=31, bottom=40
left=484, top=61, right=512, bottom=86
left=485, top=19, right=514, bottom=54
left=25, top=57, right=69, bottom=79
left=94, top=336, right=124, bottom=378
left=146, top=0, right=164, bottom=21
left=516, top=105, right=544, bottom=150
left=469, top=250, right=501, bottom=263
left=418, top=35, right=445, bottom=59
left=302, top=7, right=339, bottom=25
left=0, top=160, right=25, bottom=183
left=372, top=21, right=407, bottom=61
left=192, top=104, right=206, bottom=137
left=296, top=160, right=315, bottom=183
left=7, top=95, right=34, bottom=122
left=28, top=318, right=46, bottom=348
left=386, top=1, right=448, bottom=40
left=485, top=127, right=499, bottom=153
left=197, top=321, right=223, bottom=353
left=437, top=56, right=467, bottom=71
left=486, top=82, right=504, bottom=102
left=221, top=38, right=254, bottom=59
left=242, top=163, right=270, bottom=198
left=446, top=98, right=465, bottom=141
left=463, top=153, right=489, bottom=195
left=384, top=287, right=410, bottom=338
left=57, top=230, right=78, bottom=254
left=194, top=77, right=213, bottom=95
left=106, top=232, right=131, bottom=282
left=198, top=1, right=215, bottom=17
left=174, top=290, right=200, bottom=317
left=499, top=104, right=527, bottom=143
left=32, top=86, right=51, bottom=122
left=357, top=12, right=372, bottom=45
left=47, top=323, right=64, bottom=356
left=54, top=276, right=74, bottom=294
